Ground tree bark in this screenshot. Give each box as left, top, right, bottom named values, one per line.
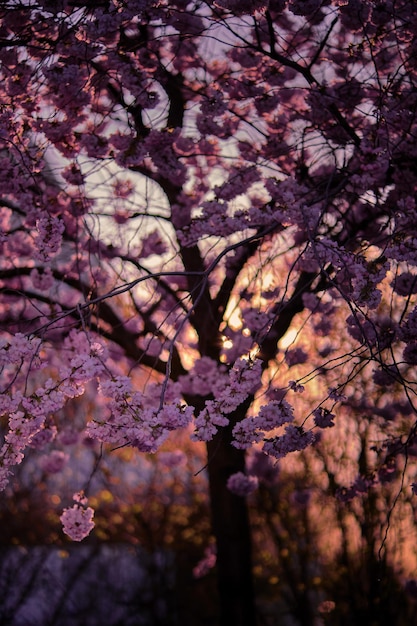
left=206, top=425, right=257, bottom=626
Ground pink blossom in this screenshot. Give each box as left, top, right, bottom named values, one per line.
left=263, top=425, right=315, bottom=459
left=403, top=342, right=417, bottom=365
left=200, top=88, right=228, bottom=117
left=227, top=358, right=263, bottom=396
left=39, top=450, right=69, bottom=473
left=68, top=350, right=105, bottom=382
left=62, top=164, right=84, bottom=186
left=0, top=334, right=40, bottom=366
left=0, top=466, right=11, bottom=491
left=285, top=347, right=308, bottom=367
left=214, top=167, right=260, bottom=201
left=227, top=471, right=259, bottom=496
left=313, top=407, right=336, bottom=429
left=158, top=403, right=194, bottom=430
left=80, top=131, right=109, bottom=158
left=192, top=401, right=230, bottom=442
left=34, top=214, right=65, bottom=261
left=145, top=129, right=187, bottom=185
left=30, top=267, right=54, bottom=291
left=90, top=375, right=192, bottom=451
left=232, top=399, right=296, bottom=448
left=29, top=424, right=58, bottom=449
left=20, top=393, right=61, bottom=423
left=0, top=393, right=22, bottom=417
left=58, top=429, right=80, bottom=446
left=247, top=450, right=279, bottom=485
left=242, top=308, right=273, bottom=333
left=179, top=358, right=227, bottom=397
left=232, top=417, right=263, bottom=449
left=255, top=400, right=295, bottom=429
left=7, top=411, right=45, bottom=444
left=158, top=450, right=187, bottom=468
left=140, top=231, right=168, bottom=258
left=392, top=272, right=417, bottom=296
left=42, top=63, right=90, bottom=111
left=193, top=544, right=217, bottom=579
left=372, top=367, right=397, bottom=387
left=60, top=495, right=95, bottom=542
left=399, top=307, right=417, bottom=343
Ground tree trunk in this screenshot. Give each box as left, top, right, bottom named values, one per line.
left=206, top=426, right=257, bottom=626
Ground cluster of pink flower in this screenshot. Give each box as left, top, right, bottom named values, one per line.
left=191, top=359, right=262, bottom=441
left=232, top=399, right=295, bottom=450
left=179, top=357, right=228, bottom=397
left=42, top=63, right=90, bottom=112
left=263, top=424, right=316, bottom=460
left=241, top=307, right=274, bottom=334
left=313, top=407, right=335, bottom=429
left=0, top=330, right=200, bottom=541
left=193, top=543, right=217, bottom=579
left=39, top=450, right=69, bottom=474
left=227, top=471, right=259, bottom=496
left=0, top=333, right=108, bottom=491
left=34, top=214, right=65, bottom=262
left=87, top=375, right=194, bottom=453
left=306, top=238, right=388, bottom=310
left=336, top=474, right=376, bottom=503
left=30, top=267, right=54, bottom=291
left=60, top=492, right=95, bottom=542
left=214, top=166, right=260, bottom=202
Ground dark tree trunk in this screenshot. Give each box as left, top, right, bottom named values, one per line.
left=182, top=271, right=317, bottom=626
left=206, top=425, right=257, bottom=626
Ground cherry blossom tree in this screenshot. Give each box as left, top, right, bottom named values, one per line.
left=1, top=0, right=417, bottom=623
